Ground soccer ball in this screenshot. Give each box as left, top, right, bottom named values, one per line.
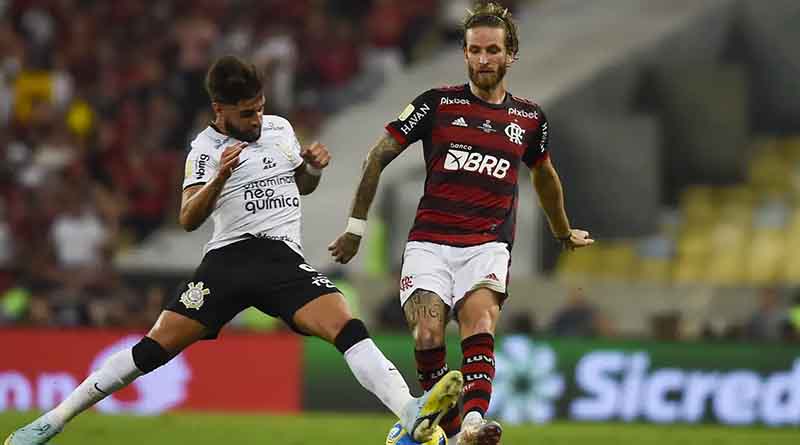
left=385, top=421, right=447, bottom=445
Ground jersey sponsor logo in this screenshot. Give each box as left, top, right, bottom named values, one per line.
left=195, top=154, right=210, bottom=179
left=242, top=176, right=300, bottom=213
left=451, top=117, right=468, bottom=127
left=245, top=177, right=295, bottom=188
left=244, top=188, right=300, bottom=214
left=262, top=157, right=276, bottom=170
left=180, top=282, right=210, bottom=310
left=508, top=108, right=538, bottom=119
left=505, top=123, right=526, bottom=145
left=450, top=142, right=473, bottom=151
left=478, top=120, right=496, bottom=133
left=444, top=149, right=511, bottom=179
left=264, top=122, right=285, bottom=131
left=539, top=122, right=549, bottom=152
left=399, top=103, right=431, bottom=135
left=255, top=234, right=294, bottom=243
left=440, top=97, right=470, bottom=106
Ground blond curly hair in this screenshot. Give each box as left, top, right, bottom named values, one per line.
left=463, top=2, right=520, bottom=59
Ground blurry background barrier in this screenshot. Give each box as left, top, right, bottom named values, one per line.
left=3, top=329, right=799, bottom=426
left=303, top=334, right=800, bottom=427
left=0, top=329, right=301, bottom=413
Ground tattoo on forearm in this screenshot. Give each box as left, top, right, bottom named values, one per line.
left=374, top=136, right=404, bottom=168
left=351, top=135, right=405, bottom=219
left=404, top=289, right=447, bottom=327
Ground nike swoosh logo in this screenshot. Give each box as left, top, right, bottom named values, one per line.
left=31, top=424, right=51, bottom=435
left=94, top=383, right=110, bottom=397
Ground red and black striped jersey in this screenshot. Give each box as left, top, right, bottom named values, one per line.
left=385, top=84, right=549, bottom=248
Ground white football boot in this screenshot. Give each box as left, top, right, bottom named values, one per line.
left=401, top=370, right=464, bottom=442
left=5, top=413, right=62, bottom=445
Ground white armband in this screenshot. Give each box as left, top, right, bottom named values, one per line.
left=345, top=217, right=367, bottom=237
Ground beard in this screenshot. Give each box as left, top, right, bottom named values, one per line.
left=225, top=119, right=261, bottom=142
left=468, top=63, right=507, bottom=92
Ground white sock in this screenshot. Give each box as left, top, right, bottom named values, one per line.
left=453, top=412, right=484, bottom=442
left=49, top=348, right=143, bottom=425
left=463, top=411, right=483, bottom=425
left=343, top=339, right=413, bottom=418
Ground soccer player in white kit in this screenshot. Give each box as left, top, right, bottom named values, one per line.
left=329, top=4, right=593, bottom=445
left=6, top=56, right=462, bottom=445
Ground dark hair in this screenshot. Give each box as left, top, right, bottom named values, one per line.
left=205, top=55, right=264, bottom=105
left=462, top=2, right=520, bottom=60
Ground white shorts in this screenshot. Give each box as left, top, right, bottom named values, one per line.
left=399, top=241, right=511, bottom=309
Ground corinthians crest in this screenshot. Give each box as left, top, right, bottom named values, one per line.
left=180, top=282, right=210, bottom=310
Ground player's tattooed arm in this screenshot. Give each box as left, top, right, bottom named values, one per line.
left=403, top=289, right=448, bottom=345
left=350, top=132, right=406, bottom=219
left=329, top=133, right=406, bottom=264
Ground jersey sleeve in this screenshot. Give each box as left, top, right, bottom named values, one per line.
left=285, top=121, right=304, bottom=169
left=182, top=142, right=219, bottom=190
left=522, top=107, right=550, bottom=168
left=269, top=116, right=304, bottom=169
left=385, top=89, right=438, bottom=146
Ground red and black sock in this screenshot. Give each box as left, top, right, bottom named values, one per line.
left=415, top=347, right=461, bottom=437
left=461, top=333, right=495, bottom=418
left=415, top=347, right=448, bottom=391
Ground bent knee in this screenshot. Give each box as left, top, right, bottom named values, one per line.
left=413, top=323, right=446, bottom=349
left=458, top=306, right=500, bottom=336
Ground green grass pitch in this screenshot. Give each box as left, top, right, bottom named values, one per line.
left=1, top=412, right=797, bottom=445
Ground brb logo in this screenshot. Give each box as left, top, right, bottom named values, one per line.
left=444, top=144, right=510, bottom=179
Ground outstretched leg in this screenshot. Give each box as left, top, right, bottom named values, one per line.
left=5, top=311, right=207, bottom=445
left=293, top=291, right=462, bottom=442
left=455, top=288, right=503, bottom=445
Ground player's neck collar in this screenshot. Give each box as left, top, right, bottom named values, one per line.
left=208, top=121, right=226, bottom=136
left=465, top=83, right=510, bottom=109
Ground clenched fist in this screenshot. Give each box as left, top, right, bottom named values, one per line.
left=301, top=142, right=330, bottom=170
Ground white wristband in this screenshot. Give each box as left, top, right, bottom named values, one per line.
left=305, top=163, right=322, bottom=176
left=345, top=217, right=367, bottom=237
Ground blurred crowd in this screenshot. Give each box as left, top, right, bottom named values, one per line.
left=2, top=0, right=531, bottom=328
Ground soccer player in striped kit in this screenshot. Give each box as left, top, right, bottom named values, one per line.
left=329, top=3, right=593, bottom=444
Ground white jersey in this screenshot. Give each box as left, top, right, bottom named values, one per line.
left=183, top=116, right=305, bottom=256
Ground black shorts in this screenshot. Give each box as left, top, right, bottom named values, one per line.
left=164, top=237, right=340, bottom=339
